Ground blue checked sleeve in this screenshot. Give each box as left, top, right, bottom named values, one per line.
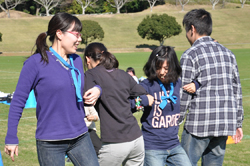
left=179, top=52, right=197, bottom=124
left=232, top=53, right=244, bottom=128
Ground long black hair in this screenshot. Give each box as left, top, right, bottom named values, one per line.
left=143, top=46, right=181, bottom=83
left=32, top=12, right=82, bottom=64
left=84, top=42, right=119, bottom=71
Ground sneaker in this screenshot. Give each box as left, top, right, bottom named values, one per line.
left=66, top=158, right=72, bottom=163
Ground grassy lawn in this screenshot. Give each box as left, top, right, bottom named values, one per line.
left=0, top=48, right=250, bottom=165
left=0, top=3, right=250, bottom=165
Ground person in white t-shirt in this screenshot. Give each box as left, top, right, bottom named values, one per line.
left=126, top=67, right=139, bottom=84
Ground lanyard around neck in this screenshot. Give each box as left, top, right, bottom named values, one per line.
left=157, top=79, right=177, bottom=110
left=49, top=47, right=82, bottom=102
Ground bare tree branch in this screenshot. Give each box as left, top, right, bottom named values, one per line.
left=0, top=0, right=24, bottom=18
left=106, top=0, right=129, bottom=14
left=210, top=0, right=220, bottom=10
left=75, top=0, right=97, bottom=14
left=179, top=0, right=189, bottom=11
left=147, top=0, right=158, bottom=12
left=240, top=0, right=246, bottom=8
left=34, top=0, right=62, bottom=16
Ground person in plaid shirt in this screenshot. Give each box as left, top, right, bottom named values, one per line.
left=179, top=9, right=244, bottom=166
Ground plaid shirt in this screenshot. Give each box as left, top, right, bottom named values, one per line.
left=179, top=36, right=244, bottom=137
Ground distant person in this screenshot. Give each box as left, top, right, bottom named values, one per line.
left=131, top=46, right=192, bottom=166
left=126, top=67, right=139, bottom=84
left=4, top=12, right=100, bottom=166
left=84, top=106, right=102, bottom=156
left=84, top=42, right=151, bottom=166
left=179, top=9, right=244, bottom=166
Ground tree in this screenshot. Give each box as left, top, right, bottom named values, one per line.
left=35, top=3, right=42, bottom=16
left=221, top=0, right=226, bottom=8
left=121, top=0, right=148, bottom=13
left=146, top=0, right=161, bottom=12
left=240, top=0, right=246, bottom=8
left=106, top=0, right=129, bottom=14
left=179, top=0, right=189, bottom=11
left=137, top=14, right=182, bottom=46
left=34, top=0, right=61, bottom=16
left=0, top=32, right=2, bottom=42
left=15, top=0, right=37, bottom=15
left=60, top=0, right=81, bottom=14
left=0, top=0, right=24, bottom=18
left=210, top=0, right=219, bottom=10
left=103, top=1, right=116, bottom=13
left=81, top=20, right=104, bottom=47
left=75, top=0, right=97, bottom=14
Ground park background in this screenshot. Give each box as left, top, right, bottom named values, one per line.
left=0, top=2, right=250, bottom=166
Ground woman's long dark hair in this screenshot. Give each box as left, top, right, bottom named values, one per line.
left=32, top=12, right=82, bottom=64
left=99, top=51, right=119, bottom=70
left=143, top=46, right=181, bottom=83
left=84, top=42, right=119, bottom=71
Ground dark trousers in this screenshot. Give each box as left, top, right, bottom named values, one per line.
left=89, top=129, right=102, bottom=156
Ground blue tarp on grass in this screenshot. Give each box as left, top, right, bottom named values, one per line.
left=0, top=90, right=36, bottom=108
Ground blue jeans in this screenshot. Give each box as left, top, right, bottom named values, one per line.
left=181, top=129, right=227, bottom=166
left=36, top=132, right=99, bottom=166
left=144, top=145, right=192, bottom=166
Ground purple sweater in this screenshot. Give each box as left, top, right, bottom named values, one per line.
left=5, top=51, right=88, bottom=144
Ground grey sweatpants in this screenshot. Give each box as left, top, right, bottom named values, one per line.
left=98, top=136, right=144, bottom=166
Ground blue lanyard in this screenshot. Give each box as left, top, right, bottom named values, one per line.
left=157, top=79, right=177, bottom=110
left=49, top=47, right=82, bottom=102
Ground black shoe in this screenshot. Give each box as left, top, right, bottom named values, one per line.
left=66, top=158, right=72, bottom=163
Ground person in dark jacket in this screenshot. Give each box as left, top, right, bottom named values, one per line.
left=83, top=42, right=152, bottom=166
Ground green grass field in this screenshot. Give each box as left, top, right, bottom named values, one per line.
left=0, top=3, right=250, bottom=165
left=0, top=48, right=250, bottom=165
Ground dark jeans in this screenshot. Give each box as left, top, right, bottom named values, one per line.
left=89, top=129, right=102, bottom=156
left=36, top=132, right=99, bottom=166
left=181, top=129, right=227, bottom=166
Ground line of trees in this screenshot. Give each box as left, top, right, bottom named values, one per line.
left=0, top=0, right=248, bottom=18
left=0, top=0, right=153, bottom=17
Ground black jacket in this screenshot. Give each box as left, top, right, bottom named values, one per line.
left=85, top=65, right=147, bottom=143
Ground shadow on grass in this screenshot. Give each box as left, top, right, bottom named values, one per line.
left=136, top=44, right=158, bottom=51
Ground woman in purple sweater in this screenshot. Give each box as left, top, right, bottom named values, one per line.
left=4, top=13, right=100, bottom=166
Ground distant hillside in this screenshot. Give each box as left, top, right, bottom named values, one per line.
left=0, top=4, right=249, bottom=54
